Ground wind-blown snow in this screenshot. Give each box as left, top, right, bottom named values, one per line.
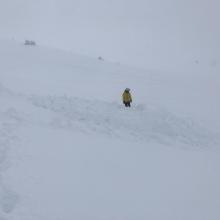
left=0, top=40, right=219, bottom=220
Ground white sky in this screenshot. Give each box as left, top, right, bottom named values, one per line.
left=0, top=0, right=219, bottom=71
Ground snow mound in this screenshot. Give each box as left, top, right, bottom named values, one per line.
left=29, top=95, right=220, bottom=150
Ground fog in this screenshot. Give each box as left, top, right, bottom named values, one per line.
left=0, top=0, right=219, bottom=71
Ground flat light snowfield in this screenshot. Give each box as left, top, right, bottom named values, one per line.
left=0, top=40, right=219, bottom=220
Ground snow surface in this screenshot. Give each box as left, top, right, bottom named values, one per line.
left=0, top=40, right=219, bottom=219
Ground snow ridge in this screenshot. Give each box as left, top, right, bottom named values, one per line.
left=29, top=95, right=220, bottom=150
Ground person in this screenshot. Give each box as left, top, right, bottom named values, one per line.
left=122, top=88, right=132, bottom=107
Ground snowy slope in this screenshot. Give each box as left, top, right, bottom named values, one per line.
left=0, top=40, right=220, bottom=220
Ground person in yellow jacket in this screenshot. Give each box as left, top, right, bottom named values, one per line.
left=122, top=88, right=132, bottom=107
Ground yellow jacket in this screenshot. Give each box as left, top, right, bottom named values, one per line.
left=122, top=91, right=132, bottom=102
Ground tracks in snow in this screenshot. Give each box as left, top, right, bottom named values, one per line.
left=0, top=108, right=22, bottom=219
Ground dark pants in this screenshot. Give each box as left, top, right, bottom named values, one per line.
left=124, top=102, right=131, bottom=107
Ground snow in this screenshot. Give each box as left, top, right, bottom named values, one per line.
left=0, top=40, right=219, bottom=219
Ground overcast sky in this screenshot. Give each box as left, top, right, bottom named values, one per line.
left=0, top=0, right=219, bottom=71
